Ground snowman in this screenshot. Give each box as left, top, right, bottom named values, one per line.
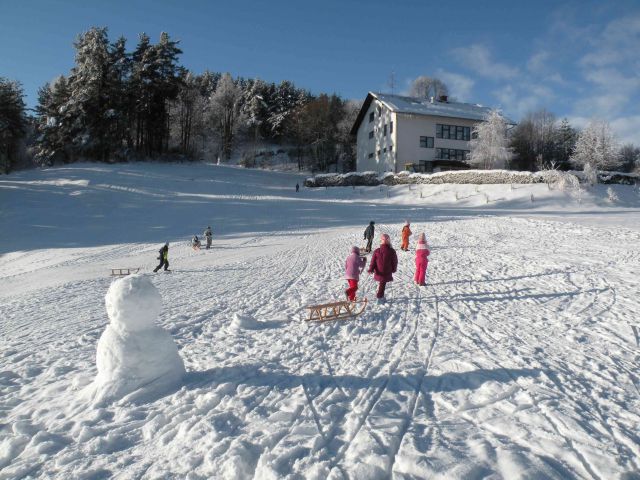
left=93, top=274, right=185, bottom=403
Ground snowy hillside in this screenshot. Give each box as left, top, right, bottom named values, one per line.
left=1, top=163, right=640, bottom=479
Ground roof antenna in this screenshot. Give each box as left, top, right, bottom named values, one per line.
left=387, top=70, right=396, bottom=94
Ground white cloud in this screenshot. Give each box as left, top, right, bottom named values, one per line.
left=567, top=115, right=640, bottom=145
left=492, top=84, right=541, bottom=119
left=581, top=14, right=640, bottom=67
left=435, top=70, right=474, bottom=101
left=527, top=51, right=550, bottom=73
left=585, top=68, right=640, bottom=94
left=609, top=115, right=640, bottom=145
left=452, top=44, right=518, bottom=80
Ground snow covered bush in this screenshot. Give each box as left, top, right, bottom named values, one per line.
left=305, top=168, right=637, bottom=188
left=571, top=119, right=622, bottom=185
left=607, top=187, right=619, bottom=203
left=91, top=274, right=185, bottom=404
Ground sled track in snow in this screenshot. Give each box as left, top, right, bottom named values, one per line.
left=445, top=299, right=609, bottom=479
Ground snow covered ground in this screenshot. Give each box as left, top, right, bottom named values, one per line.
left=1, top=163, right=639, bottom=479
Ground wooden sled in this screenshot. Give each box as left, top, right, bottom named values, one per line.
left=111, top=268, right=139, bottom=277
left=305, top=298, right=367, bottom=322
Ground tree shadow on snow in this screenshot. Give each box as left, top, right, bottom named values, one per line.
left=183, top=364, right=542, bottom=395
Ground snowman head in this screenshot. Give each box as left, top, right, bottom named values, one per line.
left=105, top=275, right=161, bottom=333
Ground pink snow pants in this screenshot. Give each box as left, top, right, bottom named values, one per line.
left=414, top=262, right=428, bottom=285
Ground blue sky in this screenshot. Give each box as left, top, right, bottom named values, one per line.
left=1, top=0, right=639, bottom=143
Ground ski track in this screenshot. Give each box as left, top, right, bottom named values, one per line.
left=1, top=211, right=640, bottom=478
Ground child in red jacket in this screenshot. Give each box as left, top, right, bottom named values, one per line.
left=368, top=234, right=398, bottom=304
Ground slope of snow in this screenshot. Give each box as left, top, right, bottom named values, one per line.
left=1, top=163, right=639, bottom=479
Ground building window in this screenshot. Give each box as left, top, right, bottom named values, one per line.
left=420, top=136, right=434, bottom=148
left=383, top=147, right=387, bottom=153
left=369, top=131, right=374, bottom=139
left=377, top=106, right=381, bottom=115
left=369, top=112, right=374, bottom=123
left=368, top=152, right=373, bottom=159
left=436, top=124, right=471, bottom=141
left=390, top=121, right=393, bottom=134
left=383, top=124, right=387, bottom=136
left=436, top=148, right=469, bottom=160
left=389, top=145, right=393, bottom=152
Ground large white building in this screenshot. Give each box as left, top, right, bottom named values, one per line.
left=351, top=92, right=513, bottom=173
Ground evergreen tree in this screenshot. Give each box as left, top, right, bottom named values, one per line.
left=130, top=33, right=155, bottom=155
left=151, top=32, right=182, bottom=154
left=67, top=27, right=112, bottom=160
left=555, top=118, right=577, bottom=170
left=107, top=35, right=132, bottom=158
left=34, top=76, right=73, bottom=165
left=0, top=78, right=27, bottom=173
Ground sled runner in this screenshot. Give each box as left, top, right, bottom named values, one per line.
left=305, top=298, right=367, bottom=322
left=111, top=268, right=139, bottom=277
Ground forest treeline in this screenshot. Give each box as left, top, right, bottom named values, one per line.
left=0, top=27, right=359, bottom=173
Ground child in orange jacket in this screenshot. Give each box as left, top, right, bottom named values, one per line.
left=401, top=221, right=412, bottom=251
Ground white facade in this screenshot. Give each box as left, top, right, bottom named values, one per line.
left=356, top=100, right=397, bottom=173
left=353, top=93, right=498, bottom=174
left=395, top=114, right=477, bottom=170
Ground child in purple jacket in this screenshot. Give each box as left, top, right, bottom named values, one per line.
left=345, top=246, right=367, bottom=301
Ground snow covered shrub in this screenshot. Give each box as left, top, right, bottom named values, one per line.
left=571, top=119, right=622, bottom=186
left=606, top=187, right=619, bottom=203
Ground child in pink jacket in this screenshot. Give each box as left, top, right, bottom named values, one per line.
left=414, top=233, right=430, bottom=286
left=345, top=246, right=367, bottom=301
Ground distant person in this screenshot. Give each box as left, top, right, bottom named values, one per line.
left=296, top=183, right=300, bottom=193
left=192, top=235, right=201, bottom=250
left=414, top=233, right=430, bottom=286
left=368, top=234, right=397, bottom=304
left=363, top=221, right=375, bottom=253
left=344, top=246, right=367, bottom=301
left=203, top=226, right=212, bottom=249
left=153, top=243, right=170, bottom=272
left=401, top=221, right=412, bottom=251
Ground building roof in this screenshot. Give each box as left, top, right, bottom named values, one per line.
left=350, top=92, right=515, bottom=135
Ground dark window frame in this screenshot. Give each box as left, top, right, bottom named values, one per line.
left=420, top=136, right=434, bottom=148
left=369, top=112, right=374, bottom=123
left=369, top=131, right=374, bottom=139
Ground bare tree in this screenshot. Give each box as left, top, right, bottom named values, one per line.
left=408, top=76, right=448, bottom=99
left=469, top=110, right=513, bottom=169
left=209, top=73, right=241, bottom=160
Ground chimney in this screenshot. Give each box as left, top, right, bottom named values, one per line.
left=438, top=95, right=448, bottom=103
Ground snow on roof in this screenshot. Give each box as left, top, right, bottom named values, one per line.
left=373, top=92, right=515, bottom=124
left=350, top=92, right=515, bottom=134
